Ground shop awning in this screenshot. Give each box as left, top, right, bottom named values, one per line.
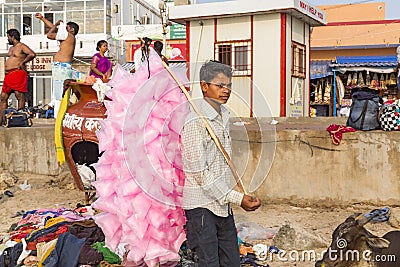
left=310, top=60, right=333, bottom=79
left=330, top=55, right=397, bottom=73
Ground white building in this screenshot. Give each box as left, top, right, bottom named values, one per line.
left=169, top=0, right=326, bottom=117
left=0, top=0, right=161, bottom=107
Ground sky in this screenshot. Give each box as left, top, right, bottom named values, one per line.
left=196, top=0, right=399, bottom=20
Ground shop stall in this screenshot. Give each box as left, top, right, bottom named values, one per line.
left=330, top=55, right=398, bottom=116
left=310, top=60, right=334, bottom=116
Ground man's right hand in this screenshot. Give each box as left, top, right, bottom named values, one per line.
left=35, top=13, right=43, bottom=19
left=62, top=79, right=76, bottom=97
left=241, top=195, right=261, bottom=211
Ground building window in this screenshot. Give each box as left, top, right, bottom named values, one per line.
left=292, top=42, right=306, bottom=78
left=86, top=10, right=104, bottom=33
left=23, top=15, right=32, bottom=35
left=218, top=44, right=231, bottom=66
left=215, top=40, right=251, bottom=76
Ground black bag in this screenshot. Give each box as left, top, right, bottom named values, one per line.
left=4, top=109, right=32, bottom=128
left=346, top=91, right=381, bottom=131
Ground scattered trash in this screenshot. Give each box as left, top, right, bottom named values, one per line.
left=76, top=164, right=96, bottom=190
left=11, top=210, right=25, bottom=218
left=4, top=190, right=14, bottom=197
left=270, top=119, right=278, bottom=125
left=236, top=222, right=278, bottom=242
left=233, top=121, right=246, bottom=126
left=19, top=180, right=31, bottom=191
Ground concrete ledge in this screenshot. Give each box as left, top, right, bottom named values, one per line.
left=0, top=119, right=59, bottom=175
left=3, top=117, right=399, bottom=205
left=231, top=117, right=400, bottom=205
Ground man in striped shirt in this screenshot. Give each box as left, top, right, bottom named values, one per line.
left=182, top=60, right=261, bottom=267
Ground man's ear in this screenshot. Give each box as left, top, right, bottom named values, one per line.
left=200, top=81, right=207, bottom=94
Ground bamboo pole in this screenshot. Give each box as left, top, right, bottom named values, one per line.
left=163, top=62, right=248, bottom=195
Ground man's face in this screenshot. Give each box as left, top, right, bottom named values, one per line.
left=201, top=72, right=232, bottom=105
left=7, top=35, right=13, bottom=45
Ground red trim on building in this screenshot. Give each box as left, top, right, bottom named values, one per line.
left=186, top=21, right=190, bottom=80
left=250, top=15, right=254, bottom=117
left=214, top=18, right=217, bottom=44
left=327, top=19, right=400, bottom=26
left=280, top=13, right=286, bottom=117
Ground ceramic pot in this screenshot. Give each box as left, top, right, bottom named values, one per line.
left=62, top=82, right=107, bottom=191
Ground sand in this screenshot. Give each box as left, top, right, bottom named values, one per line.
left=0, top=172, right=397, bottom=267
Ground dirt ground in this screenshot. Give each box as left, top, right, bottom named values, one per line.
left=0, top=172, right=398, bottom=267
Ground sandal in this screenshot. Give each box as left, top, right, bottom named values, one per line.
left=364, top=207, right=390, bottom=223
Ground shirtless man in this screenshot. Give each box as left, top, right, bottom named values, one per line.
left=0, top=29, right=36, bottom=125
left=36, top=13, right=79, bottom=117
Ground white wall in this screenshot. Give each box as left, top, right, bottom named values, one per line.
left=189, top=19, right=215, bottom=100
left=217, top=16, right=251, bottom=117
left=253, top=13, right=281, bottom=117
left=217, top=16, right=250, bottom=41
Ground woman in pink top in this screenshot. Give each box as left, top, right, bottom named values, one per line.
left=89, top=40, right=112, bottom=80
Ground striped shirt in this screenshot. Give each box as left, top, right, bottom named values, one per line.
left=181, top=98, right=244, bottom=217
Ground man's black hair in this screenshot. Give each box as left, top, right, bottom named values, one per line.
left=67, top=22, right=79, bottom=35
left=6, top=29, right=20, bottom=42
left=154, top=41, right=163, bottom=54
left=200, top=60, right=233, bottom=83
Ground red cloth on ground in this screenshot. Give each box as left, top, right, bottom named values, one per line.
left=2, top=69, right=28, bottom=94
left=326, top=124, right=356, bottom=145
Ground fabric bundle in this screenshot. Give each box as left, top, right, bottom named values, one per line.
left=92, top=50, right=188, bottom=266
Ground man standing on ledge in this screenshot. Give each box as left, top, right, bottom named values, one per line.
left=0, top=29, right=36, bottom=125
left=35, top=13, right=79, bottom=117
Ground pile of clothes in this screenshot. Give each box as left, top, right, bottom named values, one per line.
left=0, top=206, right=122, bottom=267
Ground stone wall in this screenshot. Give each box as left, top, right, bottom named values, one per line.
left=231, top=117, right=400, bottom=205
left=2, top=117, right=399, bottom=205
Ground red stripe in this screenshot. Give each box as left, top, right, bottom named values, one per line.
left=327, top=19, right=400, bottom=26
left=280, top=13, right=286, bottom=117
left=214, top=18, right=217, bottom=44
left=186, top=21, right=190, bottom=81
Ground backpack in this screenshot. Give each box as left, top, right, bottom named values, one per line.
left=346, top=91, right=381, bottom=131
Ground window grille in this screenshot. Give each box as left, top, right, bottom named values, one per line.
left=214, top=40, right=251, bottom=76
left=292, top=42, right=306, bottom=78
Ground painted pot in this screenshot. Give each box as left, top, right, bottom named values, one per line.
left=62, top=82, right=107, bottom=191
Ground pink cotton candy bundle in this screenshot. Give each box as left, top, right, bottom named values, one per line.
left=93, top=50, right=189, bottom=266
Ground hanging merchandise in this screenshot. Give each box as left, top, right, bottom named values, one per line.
left=358, top=72, right=365, bottom=87
left=352, top=72, right=358, bottom=86
left=370, top=73, right=379, bottom=89
left=323, top=79, right=331, bottom=104
left=336, top=76, right=345, bottom=104
left=389, top=73, right=397, bottom=85
left=347, top=74, right=352, bottom=86
left=385, top=74, right=390, bottom=86
left=316, top=82, right=323, bottom=103
left=380, top=74, right=386, bottom=89
left=365, top=71, right=371, bottom=86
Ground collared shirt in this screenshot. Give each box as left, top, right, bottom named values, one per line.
left=181, top=98, right=244, bottom=217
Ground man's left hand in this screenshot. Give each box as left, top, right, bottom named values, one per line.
left=241, top=195, right=261, bottom=211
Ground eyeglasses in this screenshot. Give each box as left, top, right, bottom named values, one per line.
left=207, top=82, right=232, bottom=89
